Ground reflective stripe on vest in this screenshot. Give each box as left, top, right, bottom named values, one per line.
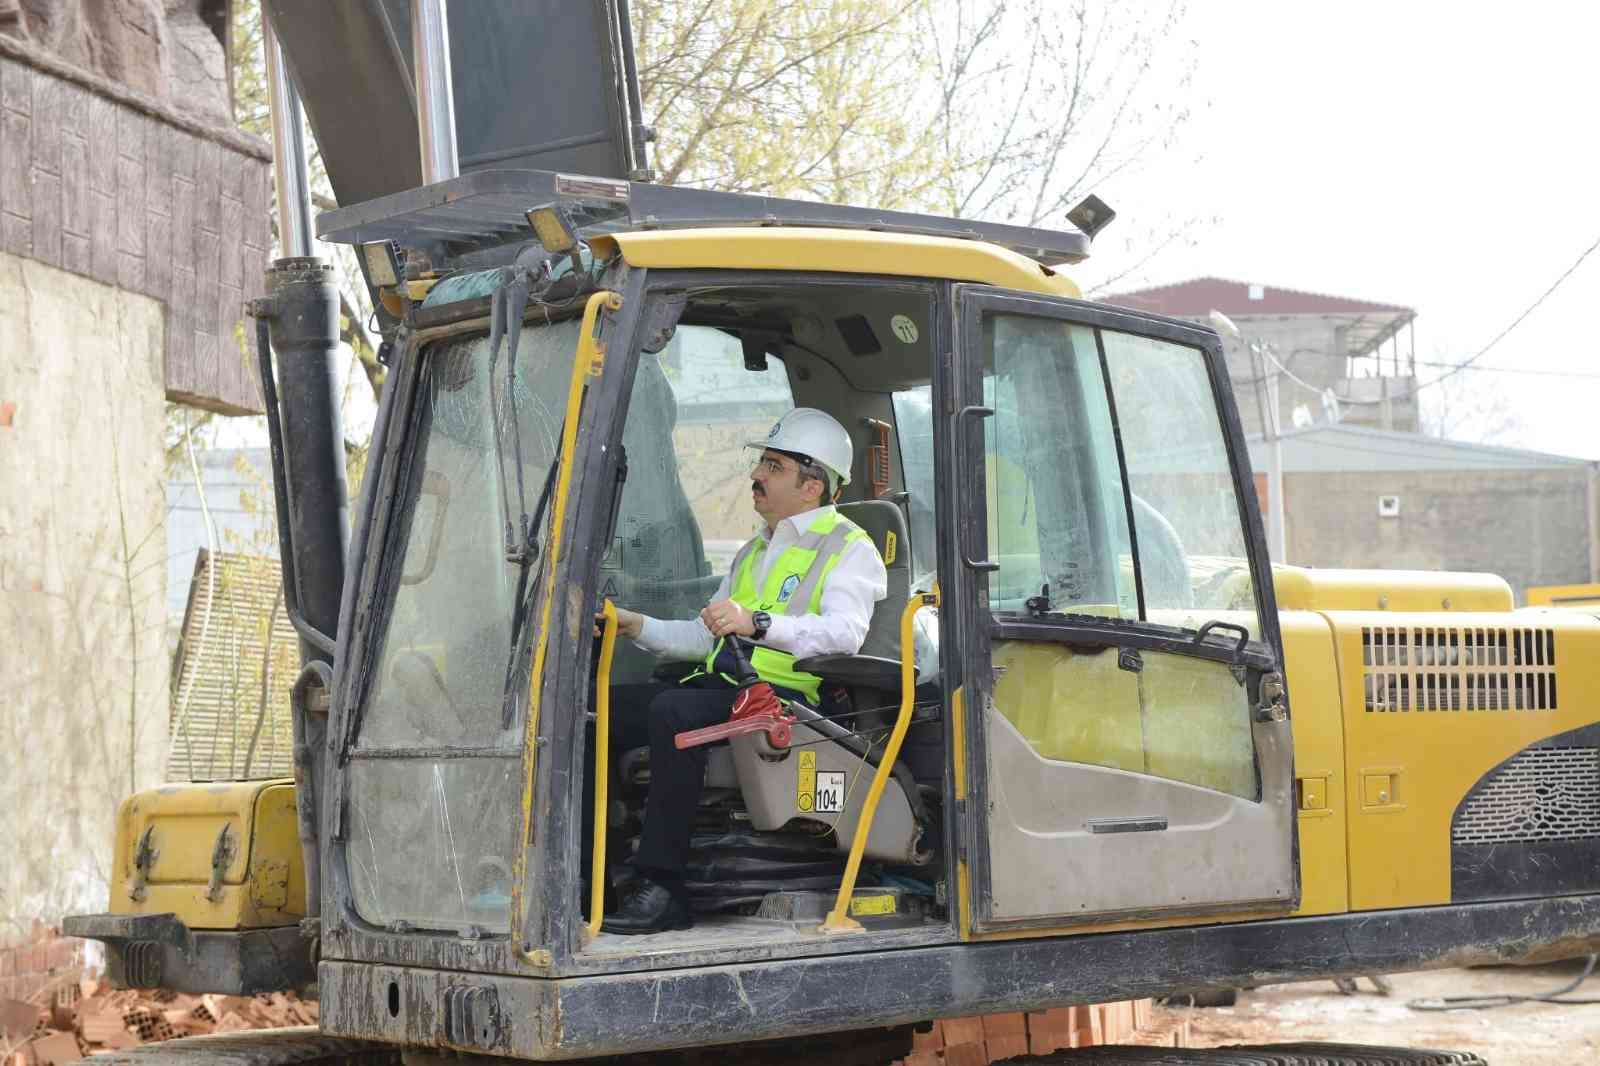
left=695, top=509, right=869, bottom=702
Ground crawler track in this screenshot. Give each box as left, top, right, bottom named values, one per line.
left=81, top=1028, right=398, bottom=1066
left=1002, top=1044, right=1488, bottom=1064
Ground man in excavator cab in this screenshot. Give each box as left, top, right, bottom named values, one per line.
left=593, top=408, right=888, bottom=934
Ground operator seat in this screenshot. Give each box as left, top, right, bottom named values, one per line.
left=792, top=498, right=911, bottom=691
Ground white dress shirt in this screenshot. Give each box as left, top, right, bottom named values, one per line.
left=634, top=505, right=888, bottom=662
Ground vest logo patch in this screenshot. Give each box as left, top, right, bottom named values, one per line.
left=777, top=573, right=801, bottom=603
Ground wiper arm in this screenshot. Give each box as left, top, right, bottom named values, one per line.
left=486, top=266, right=535, bottom=559
left=500, top=452, right=562, bottom=728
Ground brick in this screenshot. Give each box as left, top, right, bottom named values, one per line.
left=194, top=327, right=220, bottom=403
left=1026, top=1010, right=1068, bottom=1054
left=170, top=176, right=195, bottom=273
left=167, top=127, right=198, bottom=185
left=217, top=196, right=242, bottom=289
left=57, top=79, right=88, bottom=142
left=910, top=1024, right=942, bottom=1053
left=193, top=229, right=220, bottom=304
left=0, top=109, right=30, bottom=220
left=30, top=72, right=60, bottom=176
left=2, top=213, right=31, bottom=257
left=241, top=158, right=266, bottom=228
left=940, top=1017, right=985, bottom=1047
left=194, top=141, right=220, bottom=234
left=85, top=94, right=116, bottom=193
left=116, top=107, right=146, bottom=166
left=62, top=232, right=90, bottom=276
left=117, top=154, right=145, bottom=256
left=1, top=57, right=31, bottom=115
left=30, top=170, right=60, bottom=268
left=89, top=190, right=118, bottom=284
left=28, top=1031, right=79, bottom=1066
left=941, top=1045, right=987, bottom=1066
left=1, top=998, right=38, bottom=1041
left=985, top=1034, right=1028, bottom=1060
left=145, top=125, right=174, bottom=218
left=60, top=136, right=88, bottom=234
left=981, top=1012, right=1026, bottom=1038
left=144, top=209, right=172, bottom=301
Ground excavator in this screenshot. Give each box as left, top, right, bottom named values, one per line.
left=63, top=2, right=1600, bottom=1064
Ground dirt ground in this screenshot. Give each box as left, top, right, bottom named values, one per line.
left=1165, top=960, right=1600, bottom=1064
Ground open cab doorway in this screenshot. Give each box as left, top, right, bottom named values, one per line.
left=573, top=274, right=959, bottom=964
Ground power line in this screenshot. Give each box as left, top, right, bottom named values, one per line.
left=1414, top=231, right=1600, bottom=392
left=1410, top=359, right=1600, bottom=381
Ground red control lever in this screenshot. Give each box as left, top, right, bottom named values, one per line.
left=674, top=675, right=795, bottom=750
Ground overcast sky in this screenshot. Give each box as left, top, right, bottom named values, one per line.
left=1077, top=1, right=1600, bottom=460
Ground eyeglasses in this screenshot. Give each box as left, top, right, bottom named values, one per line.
left=753, top=455, right=792, bottom=477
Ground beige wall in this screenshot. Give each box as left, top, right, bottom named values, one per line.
left=0, top=251, right=168, bottom=934
left=1281, top=468, right=1594, bottom=599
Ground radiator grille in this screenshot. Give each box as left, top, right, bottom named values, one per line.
left=1362, top=625, right=1557, bottom=712
left=1454, top=747, right=1600, bottom=845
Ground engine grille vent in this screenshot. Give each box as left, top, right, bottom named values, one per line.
left=1362, top=625, right=1557, bottom=712
left=1454, top=747, right=1600, bottom=845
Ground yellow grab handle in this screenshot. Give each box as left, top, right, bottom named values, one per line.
left=512, top=290, right=620, bottom=963
left=587, top=599, right=619, bottom=938
left=820, top=587, right=939, bottom=934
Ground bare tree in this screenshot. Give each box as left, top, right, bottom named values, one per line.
left=636, top=0, right=1201, bottom=243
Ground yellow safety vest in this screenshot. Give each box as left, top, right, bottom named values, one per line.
left=693, top=509, right=872, bottom=703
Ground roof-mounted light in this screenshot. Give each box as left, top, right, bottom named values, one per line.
left=361, top=240, right=402, bottom=287
left=526, top=202, right=580, bottom=254
left=1066, top=194, right=1116, bottom=241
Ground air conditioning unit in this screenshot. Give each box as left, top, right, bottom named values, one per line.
left=1377, top=495, right=1401, bottom=518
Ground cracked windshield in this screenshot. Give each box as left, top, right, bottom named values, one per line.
left=346, top=319, right=581, bottom=934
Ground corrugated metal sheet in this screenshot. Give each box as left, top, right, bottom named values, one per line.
left=167, top=550, right=300, bottom=782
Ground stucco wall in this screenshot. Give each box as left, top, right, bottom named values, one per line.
left=1282, top=467, right=1594, bottom=598
left=0, top=251, right=169, bottom=933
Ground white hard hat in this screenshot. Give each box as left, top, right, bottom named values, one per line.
left=750, top=408, right=853, bottom=487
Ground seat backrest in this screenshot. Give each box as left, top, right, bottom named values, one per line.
left=837, top=499, right=911, bottom=661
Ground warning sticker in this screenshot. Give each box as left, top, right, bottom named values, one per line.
left=883, top=530, right=897, bottom=566
left=797, top=751, right=816, bottom=812
left=890, top=314, right=919, bottom=344
left=849, top=894, right=897, bottom=917
left=814, top=771, right=846, bottom=814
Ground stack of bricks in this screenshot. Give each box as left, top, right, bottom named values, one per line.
left=3, top=981, right=319, bottom=1066
left=900, top=1000, right=1191, bottom=1063
left=0, top=925, right=82, bottom=1007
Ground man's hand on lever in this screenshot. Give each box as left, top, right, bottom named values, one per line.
left=594, top=606, right=644, bottom=640
left=700, top=599, right=755, bottom=639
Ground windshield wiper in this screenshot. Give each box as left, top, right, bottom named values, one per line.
left=500, top=452, right=562, bottom=729
left=486, top=266, right=536, bottom=559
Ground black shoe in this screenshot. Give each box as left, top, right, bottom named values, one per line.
left=600, top=878, right=693, bottom=935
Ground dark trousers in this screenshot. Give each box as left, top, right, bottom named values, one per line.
left=582, top=678, right=737, bottom=896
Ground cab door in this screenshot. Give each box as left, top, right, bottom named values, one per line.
left=950, top=286, right=1297, bottom=932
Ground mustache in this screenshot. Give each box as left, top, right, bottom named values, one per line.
left=751, top=482, right=765, bottom=496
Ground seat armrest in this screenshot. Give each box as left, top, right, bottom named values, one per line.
left=794, top=653, right=903, bottom=692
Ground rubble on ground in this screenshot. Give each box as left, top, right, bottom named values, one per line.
left=2, top=976, right=317, bottom=1066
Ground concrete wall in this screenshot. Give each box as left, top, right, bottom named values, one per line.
left=1215, top=314, right=1418, bottom=438
left=1281, top=467, right=1595, bottom=599
left=0, top=251, right=169, bottom=935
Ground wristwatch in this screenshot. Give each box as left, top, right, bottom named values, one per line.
left=751, top=610, right=772, bottom=641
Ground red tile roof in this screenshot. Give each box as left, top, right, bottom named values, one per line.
left=1105, top=276, right=1412, bottom=318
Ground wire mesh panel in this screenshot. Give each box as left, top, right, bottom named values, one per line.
left=167, top=550, right=299, bottom=780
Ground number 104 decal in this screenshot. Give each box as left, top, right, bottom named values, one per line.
left=814, top=771, right=846, bottom=814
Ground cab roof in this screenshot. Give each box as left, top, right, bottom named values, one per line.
left=317, top=169, right=1094, bottom=285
